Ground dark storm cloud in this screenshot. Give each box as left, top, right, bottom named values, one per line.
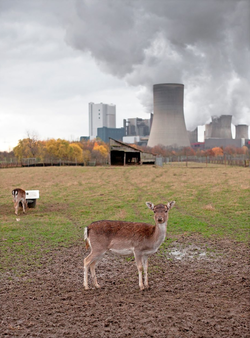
left=65, top=0, right=250, bottom=129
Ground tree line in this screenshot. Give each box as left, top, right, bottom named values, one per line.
left=140, top=144, right=249, bottom=158
left=0, top=137, right=249, bottom=165
left=0, top=138, right=109, bottom=165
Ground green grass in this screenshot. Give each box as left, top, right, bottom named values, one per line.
left=0, top=163, right=249, bottom=273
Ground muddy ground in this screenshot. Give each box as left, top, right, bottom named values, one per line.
left=1, top=235, right=249, bottom=338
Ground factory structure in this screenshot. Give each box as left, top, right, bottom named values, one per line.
left=190, top=115, right=249, bottom=149
left=84, top=84, right=249, bottom=150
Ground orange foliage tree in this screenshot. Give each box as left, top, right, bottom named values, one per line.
left=212, top=147, right=223, bottom=157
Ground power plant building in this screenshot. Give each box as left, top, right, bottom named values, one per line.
left=235, top=124, right=249, bottom=139
left=148, top=83, right=190, bottom=148
left=205, top=123, right=212, bottom=139
left=124, top=117, right=151, bottom=137
left=89, top=102, right=116, bottom=140
left=97, top=126, right=125, bottom=143
left=210, top=115, right=232, bottom=139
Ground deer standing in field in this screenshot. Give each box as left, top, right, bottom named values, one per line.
left=84, top=201, right=175, bottom=290
left=12, top=188, right=27, bottom=215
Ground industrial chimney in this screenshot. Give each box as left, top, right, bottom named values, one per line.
left=147, top=84, right=190, bottom=148
left=235, top=125, right=249, bottom=139
left=211, top=115, right=232, bottom=139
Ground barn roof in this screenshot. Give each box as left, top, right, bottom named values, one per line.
left=109, top=138, right=142, bottom=152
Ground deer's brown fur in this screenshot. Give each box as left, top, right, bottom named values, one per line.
left=12, top=188, right=27, bottom=215
left=84, top=201, right=175, bottom=290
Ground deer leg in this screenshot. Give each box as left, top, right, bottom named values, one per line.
left=90, top=261, right=100, bottom=288
left=24, top=201, right=27, bottom=213
left=83, top=256, right=90, bottom=290
left=142, top=256, right=149, bottom=288
left=14, top=202, right=18, bottom=215
left=84, top=251, right=105, bottom=290
left=134, top=251, right=144, bottom=290
left=22, top=200, right=26, bottom=214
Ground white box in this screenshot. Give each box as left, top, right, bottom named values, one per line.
left=25, top=190, right=39, bottom=199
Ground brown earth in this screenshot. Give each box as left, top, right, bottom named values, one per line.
left=1, top=235, right=249, bottom=338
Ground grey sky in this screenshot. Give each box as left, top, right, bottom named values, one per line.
left=0, top=0, right=249, bottom=151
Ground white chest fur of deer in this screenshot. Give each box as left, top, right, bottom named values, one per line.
left=12, top=188, right=27, bottom=215
left=84, top=201, right=175, bottom=290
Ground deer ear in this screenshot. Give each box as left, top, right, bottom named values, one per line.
left=167, top=201, right=175, bottom=210
left=146, top=202, right=154, bottom=210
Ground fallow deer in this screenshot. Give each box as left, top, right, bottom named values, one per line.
left=12, top=188, right=27, bottom=215
left=84, top=201, right=175, bottom=290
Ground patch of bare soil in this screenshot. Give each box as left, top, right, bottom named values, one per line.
left=1, top=236, right=249, bottom=338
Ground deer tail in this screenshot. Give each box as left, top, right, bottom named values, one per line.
left=84, top=227, right=90, bottom=249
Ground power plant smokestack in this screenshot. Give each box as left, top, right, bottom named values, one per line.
left=211, top=115, right=232, bottom=139
left=235, top=124, right=249, bottom=139
left=148, top=84, right=190, bottom=148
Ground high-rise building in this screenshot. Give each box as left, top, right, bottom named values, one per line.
left=89, top=102, right=116, bottom=140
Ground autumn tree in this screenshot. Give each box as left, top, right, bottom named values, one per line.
left=223, top=146, right=236, bottom=155
left=182, top=147, right=196, bottom=156
left=45, top=139, right=73, bottom=161
left=13, top=138, right=44, bottom=160
left=69, top=143, right=84, bottom=162
left=212, top=147, right=223, bottom=157
left=204, top=149, right=215, bottom=157
left=151, top=145, right=168, bottom=157
left=236, top=146, right=249, bottom=155
left=92, top=141, right=109, bottom=164
left=82, top=150, right=91, bottom=165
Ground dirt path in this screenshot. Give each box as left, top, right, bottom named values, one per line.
left=1, top=236, right=249, bottom=337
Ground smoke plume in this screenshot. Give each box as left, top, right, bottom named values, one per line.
left=65, top=0, right=250, bottom=130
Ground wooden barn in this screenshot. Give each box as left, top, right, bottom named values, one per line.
left=109, top=138, right=156, bottom=166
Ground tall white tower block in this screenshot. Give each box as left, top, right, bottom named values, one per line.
left=89, top=103, right=116, bottom=140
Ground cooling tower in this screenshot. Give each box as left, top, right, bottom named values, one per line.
left=147, top=84, right=190, bottom=148
left=205, top=123, right=212, bottom=139
left=235, top=124, right=249, bottom=139
left=211, top=115, right=232, bottom=139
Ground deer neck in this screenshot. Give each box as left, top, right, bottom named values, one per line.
left=153, top=222, right=167, bottom=248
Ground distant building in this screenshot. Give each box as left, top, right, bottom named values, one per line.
left=210, top=115, right=232, bottom=139
left=124, top=118, right=151, bottom=137
left=188, top=128, right=198, bottom=144
left=89, top=102, right=116, bottom=140
left=235, top=125, right=249, bottom=139
left=97, top=127, right=125, bottom=143
left=204, top=138, right=245, bottom=149
left=205, top=122, right=212, bottom=139
left=188, top=126, right=206, bottom=143
left=122, top=135, right=149, bottom=146
left=80, top=136, right=90, bottom=142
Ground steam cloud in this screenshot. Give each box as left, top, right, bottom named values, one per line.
left=65, top=0, right=250, bottom=130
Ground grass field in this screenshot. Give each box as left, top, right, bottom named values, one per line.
left=0, top=163, right=249, bottom=273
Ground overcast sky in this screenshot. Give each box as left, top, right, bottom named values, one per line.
left=0, top=0, right=249, bottom=151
